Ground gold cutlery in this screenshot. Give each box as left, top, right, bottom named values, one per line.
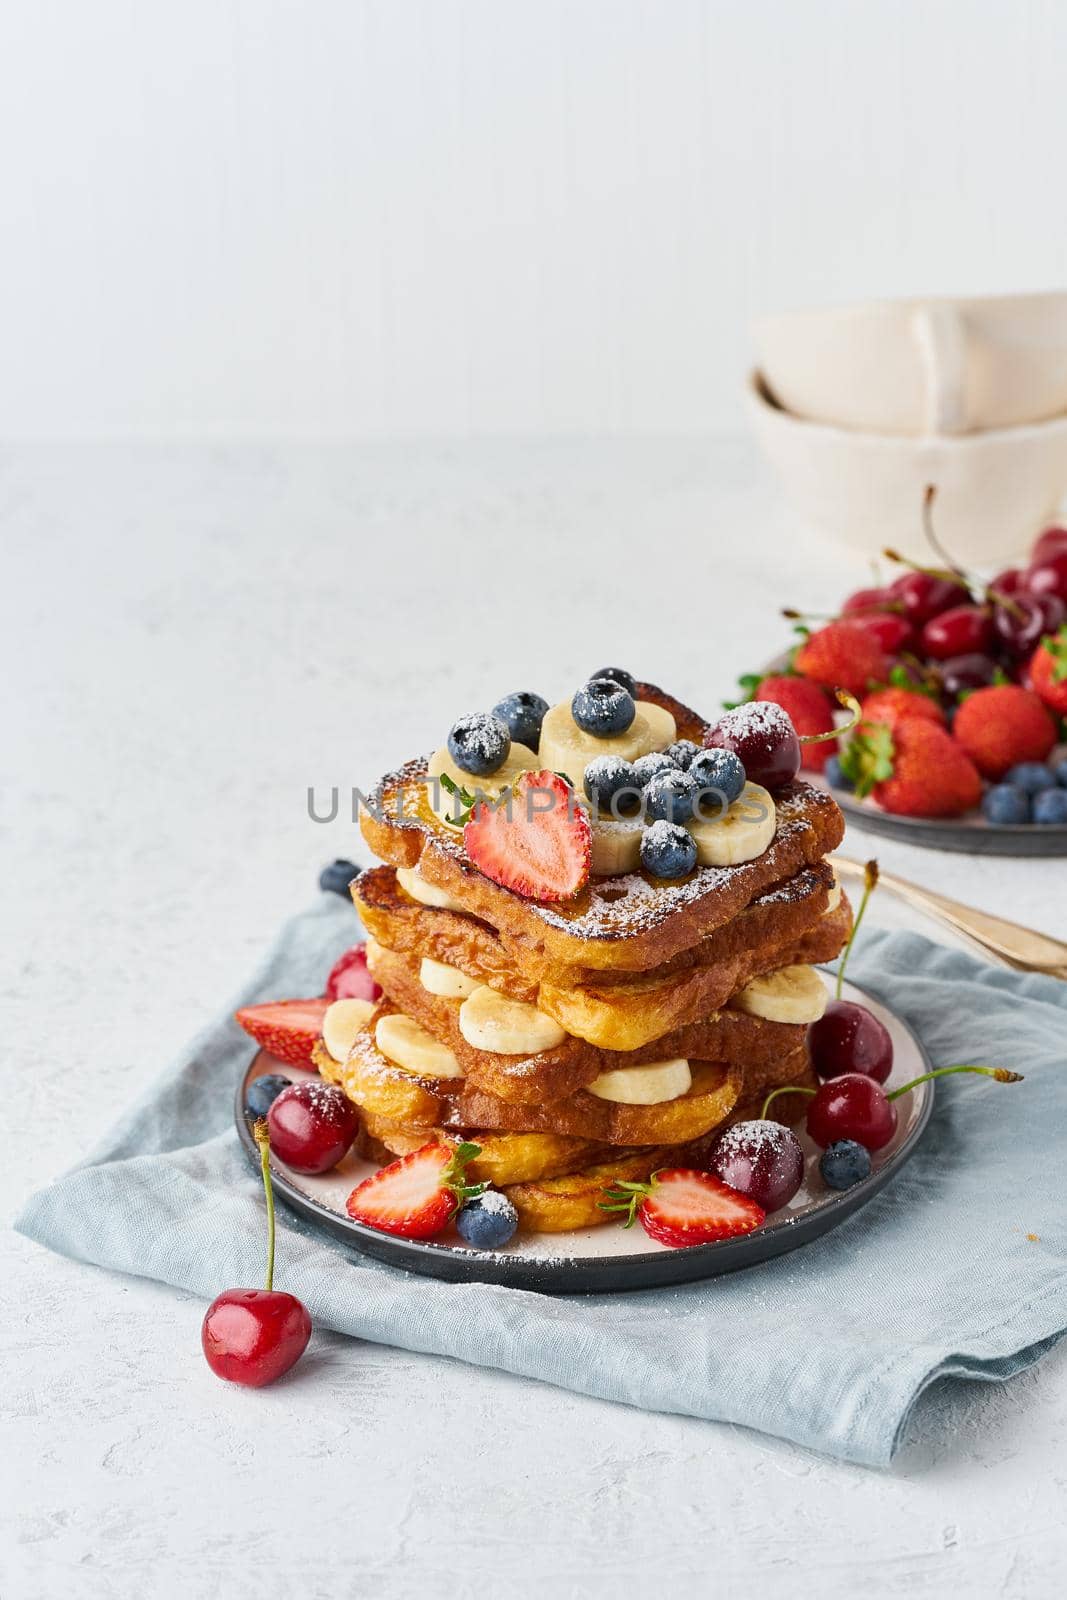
left=832, top=855, right=1067, bottom=979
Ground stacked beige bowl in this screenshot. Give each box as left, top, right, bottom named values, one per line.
left=747, top=293, right=1067, bottom=563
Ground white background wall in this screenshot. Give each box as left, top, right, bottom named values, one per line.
left=3, top=0, right=1066, bottom=438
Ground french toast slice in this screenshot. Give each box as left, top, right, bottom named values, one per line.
left=358, top=681, right=845, bottom=973
left=356, top=864, right=851, bottom=1049
left=365, top=943, right=806, bottom=1104
left=354, top=1119, right=616, bottom=1186
left=502, top=1134, right=723, bottom=1232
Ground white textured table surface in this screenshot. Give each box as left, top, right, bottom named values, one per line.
left=3, top=439, right=1065, bottom=1599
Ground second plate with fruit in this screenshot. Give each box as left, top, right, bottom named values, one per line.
left=748, top=509, right=1067, bottom=855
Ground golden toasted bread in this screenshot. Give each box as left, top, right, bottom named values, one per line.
left=358, top=682, right=845, bottom=974
left=356, top=864, right=851, bottom=1049
left=358, top=1117, right=616, bottom=1185
left=365, top=942, right=805, bottom=1104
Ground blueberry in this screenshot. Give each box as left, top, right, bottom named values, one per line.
left=981, top=784, right=1031, bottom=825
left=644, top=769, right=700, bottom=824
left=663, top=739, right=701, bottom=771
left=1055, top=759, right=1067, bottom=788
left=583, top=755, right=640, bottom=813
left=319, top=859, right=362, bottom=896
left=823, top=754, right=853, bottom=793
left=640, top=820, right=697, bottom=879
left=492, top=690, right=549, bottom=750
left=447, top=713, right=511, bottom=776
left=571, top=678, right=636, bottom=737
left=246, top=1074, right=292, bottom=1117
left=455, top=1192, right=519, bottom=1249
left=1005, top=761, right=1056, bottom=796
left=819, top=1140, right=872, bottom=1191
left=632, top=752, right=676, bottom=787
left=591, top=666, right=637, bottom=697
left=688, top=747, right=746, bottom=807
left=1033, top=787, right=1067, bottom=824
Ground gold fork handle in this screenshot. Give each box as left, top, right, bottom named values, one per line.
left=832, top=855, right=1067, bottom=978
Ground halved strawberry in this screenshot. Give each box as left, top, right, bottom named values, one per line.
left=346, top=1141, right=485, bottom=1239
left=464, top=770, right=591, bottom=902
left=325, top=943, right=382, bottom=1003
left=234, top=998, right=330, bottom=1068
left=600, top=1168, right=765, bottom=1249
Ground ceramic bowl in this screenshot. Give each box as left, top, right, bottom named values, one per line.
left=744, top=371, right=1067, bottom=565
left=753, top=291, right=1067, bottom=437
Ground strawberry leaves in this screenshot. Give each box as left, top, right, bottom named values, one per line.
left=838, top=722, right=895, bottom=799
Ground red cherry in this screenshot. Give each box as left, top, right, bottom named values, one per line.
left=991, top=566, right=1025, bottom=597
left=806, top=1073, right=898, bottom=1151
left=920, top=604, right=991, bottom=661
left=707, top=1119, right=804, bottom=1212
left=703, top=701, right=800, bottom=790
left=848, top=611, right=914, bottom=654
left=887, top=570, right=970, bottom=626
left=938, top=653, right=1000, bottom=698
left=1031, top=526, right=1067, bottom=564
left=1025, top=549, right=1067, bottom=606
left=267, top=1081, right=358, bottom=1173
left=842, top=585, right=890, bottom=614
left=202, top=1289, right=311, bottom=1387
left=992, top=591, right=1066, bottom=657
left=808, top=999, right=893, bottom=1083
left=326, top=943, right=381, bottom=1003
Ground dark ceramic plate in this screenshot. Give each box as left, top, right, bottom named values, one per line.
left=234, top=975, right=934, bottom=1295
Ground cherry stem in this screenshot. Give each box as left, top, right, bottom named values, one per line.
left=761, top=1084, right=817, bottom=1121
left=920, top=485, right=1027, bottom=618
left=253, top=1119, right=276, bottom=1293
left=835, top=858, right=878, bottom=1000
left=800, top=688, right=862, bottom=747
left=887, top=1064, right=1023, bottom=1101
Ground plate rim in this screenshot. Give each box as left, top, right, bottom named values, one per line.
left=234, top=975, right=935, bottom=1295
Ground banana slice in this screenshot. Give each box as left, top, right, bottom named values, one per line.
left=687, top=782, right=776, bottom=867
left=458, top=984, right=567, bottom=1054
left=537, top=700, right=653, bottom=785
left=636, top=700, right=677, bottom=752
left=420, top=956, right=479, bottom=999
left=823, top=871, right=842, bottom=916
left=322, top=998, right=377, bottom=1063
left=425, top=740, right=539, bottom=824
left=731, top=964, right=828, bottom=1024
left=395, top=866, right=466, bottom=913
left=589, top=814, right=645, bottom=874
left=375, top=1012, right=464, bottom=1079
left=586, top=1057, right=692, bottom=1105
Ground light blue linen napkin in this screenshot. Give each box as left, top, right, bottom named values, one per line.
left=15, top=895, right=1067, bottom=1467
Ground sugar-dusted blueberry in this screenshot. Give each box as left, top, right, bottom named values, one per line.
left=245, top=1073, right=292, bottom=1117
left=663, top=739, right=701, bottom=771
left=591, top=666, right=637, bottom=697
left=819, top=1139, right=872, bottom=1191
left=1055, top=759, right=1067, bottom=788
left=632, top=751, right=676, bottom=787
left=644, top=768, right=699, bottom=824
left=447, top=712, right=512, bottom=776
left=823, top=753, right=853, bottom=792
left=981, top=784, right=1031, bottom=825
left=583, top=755, right=640, bottom=812
left=492, top=690, right=549, bottom=750
left=319, top=858, right=362, bottom=896
left=572, top=678, right=636, bottom=737
left=1005, top=761, right=1056, bottom=796
left=640, top=819, right=697, bottom=879
left=688, top=747, right=746, bottom=807
left=455, top=1191, right=519, bottom=1249
left=1034, top=787, right=1067, bottom=824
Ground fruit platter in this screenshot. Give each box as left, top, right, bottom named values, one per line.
left=742, top=508, right=1067, bottom=854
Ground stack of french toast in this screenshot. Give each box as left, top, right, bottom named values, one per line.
left=315, top=678, right=850, bottom=1232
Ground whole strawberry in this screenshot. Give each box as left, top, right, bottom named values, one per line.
left=755, top=675, right=835, bottom=771
left=794, top=621, right=889, bottom=699
left=859, top=686, right=944, bottom=730
left=1028, top=624, right=1067, bottom=717
left=840, top=717, right=982, bottom=817
left=952, top=684, right=1058, bottom=779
